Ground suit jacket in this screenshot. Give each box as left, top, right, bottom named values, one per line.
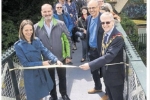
left=86, top=12, right=104, bottom=55
left=89, top=27, right=125, bottom=86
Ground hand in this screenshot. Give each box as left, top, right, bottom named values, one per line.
left=65, top=58, right=71, bottom=64
left=83, top=29, right=86, bottom=34
left=79, top=63, right=90, bottom=70
left=42, top=61, right=50, bottom=66
left=56, top=60, right=63, bottom=66
left=70, top=14, right=73, bottom=17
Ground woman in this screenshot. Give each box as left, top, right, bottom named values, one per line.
left=102, top=3, right=121, bottom=22
left=65, top=0, right=78, bottom=50
left=100, top=6, right=110, bottom=13
left=14, top=19, right=62, bottom=100
left=75, top=6, right=89, bottom=62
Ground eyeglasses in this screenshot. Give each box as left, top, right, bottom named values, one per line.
left=101, top=21, right=111, bottom=25
left=56, top=7, right=62, bottom=9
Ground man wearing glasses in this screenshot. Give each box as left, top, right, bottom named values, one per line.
left=55, top=0, right=68, bottom=13
left=86, top=0, right=105, bottom=97
left=80, top=12, right=125, bottom=100
left=54, top=3, right=73, bottom=37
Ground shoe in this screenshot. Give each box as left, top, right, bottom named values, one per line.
left=72, top=46, right=77, bottom=50
left=62, top=94, right=70, bottom=100
left=72, top=44, right=77, bottom=50
left=49, top=96, right=58, bottom=100
left=88, top=88, right=102, bottom=94
left=80, top=58, right=85, bottom=62
left=100, top=95, right=109, bottom=100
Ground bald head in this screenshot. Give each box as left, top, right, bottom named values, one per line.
left=88, top=0, right=99, bottom=7
left=41, top=4, right=53, bottom=21
left=87, top=0, right=99, bottom=18
left=41, top=4, right=53, bottom=11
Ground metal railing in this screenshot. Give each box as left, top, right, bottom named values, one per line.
left=1, top=23, right=147, bottom=100
left=116, top=22, right=146, bottom=100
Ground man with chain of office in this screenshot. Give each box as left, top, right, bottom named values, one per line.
left=79, top=12, right=125, bottom=100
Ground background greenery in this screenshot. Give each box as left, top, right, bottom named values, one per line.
left=2, top=0, right=56, bottom=51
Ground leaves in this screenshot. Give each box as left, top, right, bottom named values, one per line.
left=2, top=0, right=57, bottom=51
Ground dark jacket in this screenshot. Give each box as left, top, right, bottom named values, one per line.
left=77, top=16, right=87, bottom=29
left=86, top=12, right=104, bottom=56
left=89, top=27, right=125, bottom=86
left=75, top=16, right=87, bottom=39
left=53, top=12, right=73, bottom=35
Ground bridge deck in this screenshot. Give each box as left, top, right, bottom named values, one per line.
left=44, top=41, right=106, bottom=100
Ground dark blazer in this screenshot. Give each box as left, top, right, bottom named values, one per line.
left=89, top=27, right=125, bottom=86
left=86, top=12, right=104, bottom=55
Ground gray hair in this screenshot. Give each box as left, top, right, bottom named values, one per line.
left=101, top=12, right=114, bottom=21
left=103, top=3, right=113, bottom=12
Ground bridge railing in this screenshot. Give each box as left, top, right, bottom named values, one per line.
left=2, top=47, right=26, bottom=100
left=1, top=23, right=146, bottom=100
left=116, top=22, right=146, bottom=100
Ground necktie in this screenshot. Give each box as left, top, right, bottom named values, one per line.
left=104, top=34, right=108, bottom=44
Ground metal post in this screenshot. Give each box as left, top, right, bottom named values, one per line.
left=125, top=59, right=129, bottom=100
left=8, top=58, right=21, bottom=100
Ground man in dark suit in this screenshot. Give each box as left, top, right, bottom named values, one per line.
left=86, top=0, right=104, bottom=95
left=80, top=12, right=125, bottom=100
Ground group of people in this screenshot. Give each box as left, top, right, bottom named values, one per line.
left=14, top=0, right=125, bottom=100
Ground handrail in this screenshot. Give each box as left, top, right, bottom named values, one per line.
left=116, top=22, right=146, bottom=95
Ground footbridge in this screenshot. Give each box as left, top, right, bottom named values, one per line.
left=1, top=23, right=146, bottom=100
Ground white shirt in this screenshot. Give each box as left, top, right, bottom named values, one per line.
left=104, top=26, right=114, bottom=43
left=44, top=21, right=53, bottom=38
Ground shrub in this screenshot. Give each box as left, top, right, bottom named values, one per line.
left=2, top=20, right=18, bottom=51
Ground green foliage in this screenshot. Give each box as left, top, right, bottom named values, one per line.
left=128, top=33, right=139, bottom=42
left=120, top=13, right=139, bottom=43
left=2, top=20, right=18, bottom=51
left=120, top=13, right=137, bottom=35
left=120, top=13, right=146, bottom=65
left=2, top=0, right=57, bottom=51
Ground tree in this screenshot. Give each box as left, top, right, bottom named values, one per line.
left=2, top=0, right=57, bottom=51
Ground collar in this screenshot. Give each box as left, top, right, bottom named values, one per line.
left=104, top=26, right=114, bottom=37
left=38, top=17, right=57, bottom=29
left=57, top=12, right=63, bottom=15
left=44, top=20, right=53, bottom=27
